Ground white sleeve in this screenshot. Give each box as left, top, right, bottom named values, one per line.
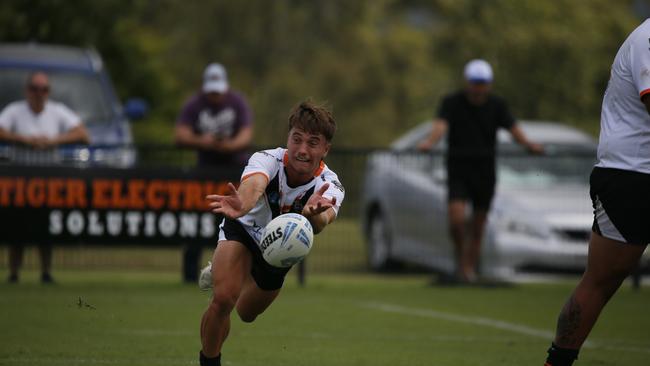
left=241, top=150, right=281, bottom=182
left=0, top=104, right=16, bottom=132
left=56, top=103, right=82, bottom=131
left=630, top=28, right=650, bottom=97
left=318, top=171, right=345, bottom=216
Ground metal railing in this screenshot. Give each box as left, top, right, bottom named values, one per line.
left=0, top=143, right=614, bottom=278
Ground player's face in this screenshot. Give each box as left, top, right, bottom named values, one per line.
left=286, top=128, right=330, bottom=179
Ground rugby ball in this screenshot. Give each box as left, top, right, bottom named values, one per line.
left=260, top=213, right=314, bottom=268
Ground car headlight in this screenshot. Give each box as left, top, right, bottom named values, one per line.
left=500, top=217, right=551, bottom=240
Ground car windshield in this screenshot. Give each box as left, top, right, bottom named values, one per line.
left=0, top=68, right=115, bottom=124
left=498, top=150, right=595, bottom=187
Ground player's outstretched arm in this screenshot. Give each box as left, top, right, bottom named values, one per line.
left=302, top=183, right=337, bottom=235
left=206, top=174, right=268, bottom=219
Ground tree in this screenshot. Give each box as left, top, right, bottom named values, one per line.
left=1, top=0, right=641, bottom=146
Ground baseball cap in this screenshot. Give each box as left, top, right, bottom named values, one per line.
left=464, top=59, right=493, bottom=83
left=203, top=63, right=229, bottom=93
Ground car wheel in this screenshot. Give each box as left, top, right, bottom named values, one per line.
left=367, top=211, right=400, bottom=271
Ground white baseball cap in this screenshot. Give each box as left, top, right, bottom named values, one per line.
left=464, top=59, right=493, bottom=83
left=203, top=63, right=229, bottom=93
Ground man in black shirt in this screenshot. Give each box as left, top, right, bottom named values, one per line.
left=418, top=59, right=543, bottom=283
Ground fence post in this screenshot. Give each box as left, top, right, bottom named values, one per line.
left=632, top=264, right=641, bottom=291
left=297, top=259, right=306, bottom=287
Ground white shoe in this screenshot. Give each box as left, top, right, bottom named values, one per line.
left=198, top=261, right=213, bottom=291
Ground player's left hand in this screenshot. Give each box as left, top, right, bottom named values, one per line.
left=303, top=183, right=336, bottom=218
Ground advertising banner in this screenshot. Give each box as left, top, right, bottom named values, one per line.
left=0, top=165, right=242, bottom=246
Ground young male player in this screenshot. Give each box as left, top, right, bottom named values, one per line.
left=198, top=101, right=345, bottom=366
left=543, top=20, right=650, bottom=366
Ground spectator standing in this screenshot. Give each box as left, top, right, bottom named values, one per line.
left=418, top=59, right=543, bottom=283
left=0, top=71, right=90, bottom=283
left=175, top=63, right=253, bottom=283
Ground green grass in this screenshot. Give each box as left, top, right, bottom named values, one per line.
left=1, top=271, right=649, bottom=366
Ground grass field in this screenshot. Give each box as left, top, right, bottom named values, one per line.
left=1, top=270, right=649, bottom=366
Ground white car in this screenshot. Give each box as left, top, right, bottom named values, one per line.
left=361, top=121, right=650, bottom=279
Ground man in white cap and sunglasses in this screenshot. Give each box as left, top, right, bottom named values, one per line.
left=175, top=63, right=254, bottom=282
left=419, top=59, right=543, bottom=284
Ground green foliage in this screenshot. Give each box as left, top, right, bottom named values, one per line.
left=0, top=0, right=168, bottom=106
left=0, top=0, right=642, bottom=146
left=431, top=0, right=638, bottom=134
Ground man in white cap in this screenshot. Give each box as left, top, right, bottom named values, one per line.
left=175, top=63, right=254, bottom=282
left=418, top=59, right=543, bottom=283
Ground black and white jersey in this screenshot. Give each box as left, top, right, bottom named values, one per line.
left=235, top=148, right=345, bottom=245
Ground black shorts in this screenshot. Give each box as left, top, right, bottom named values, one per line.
left=590, top=167, right=650, bottom=245
left=218, top=218, right=291, bottom=290
left=447, top=169, right=496, bottom=211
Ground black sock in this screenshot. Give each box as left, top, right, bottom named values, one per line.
left=199, top=351, right=221, bottom=366
left=545, top=343, right=579, bottom=366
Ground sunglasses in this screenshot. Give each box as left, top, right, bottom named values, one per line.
left=28, top=84, right=50, bottom=93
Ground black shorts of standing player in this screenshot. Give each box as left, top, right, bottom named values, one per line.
left=217, top=218, right=291, bottom=290
left=447, top=167, right=496, bottom=211
left=590, top=167, right=650, bottom=245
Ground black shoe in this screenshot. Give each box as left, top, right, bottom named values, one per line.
left=41, top=273, right=55, bottom=284
left=8, top=274, right=18, bottom=283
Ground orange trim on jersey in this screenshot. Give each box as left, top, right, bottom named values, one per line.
left=241, top=171, right=269, bottom=183
left=281, top=204, right=293, bottom=214
left=283, top=151, right=326, bottom=177
left=640, top=88, right=650, bottom=98
left=313, top=160, right=325, bottom=177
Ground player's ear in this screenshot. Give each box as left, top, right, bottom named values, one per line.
left=322, top=142, right=331, bottom=158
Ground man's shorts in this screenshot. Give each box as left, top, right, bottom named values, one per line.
left=590, top=167, right=650, bottom=245
left=218, top=218, right=291, bottom=290
left=447, top=169, right=496, bottom=211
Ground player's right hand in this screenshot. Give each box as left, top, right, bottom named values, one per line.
left=206, top=183, right=245, bottom=219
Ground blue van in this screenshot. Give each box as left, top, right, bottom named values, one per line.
left=0, top=43, right=146, bottom=166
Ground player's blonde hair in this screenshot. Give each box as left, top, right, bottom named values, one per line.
left=288, top=100, right=336, bottom=142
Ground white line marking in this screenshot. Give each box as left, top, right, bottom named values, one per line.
left=0, top=358, right=194, bottom=365
left=361, top=302, right=650, bottom=354
left=597, top=345, right=650, bottom=354
left=361, top=301, right=555, bottom=340
left=115, top=329, right=193, bottom=336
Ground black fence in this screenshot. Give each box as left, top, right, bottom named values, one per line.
left=1, top=144, right=633, bottom=280
left=0, top=144, right=372, bottom=276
